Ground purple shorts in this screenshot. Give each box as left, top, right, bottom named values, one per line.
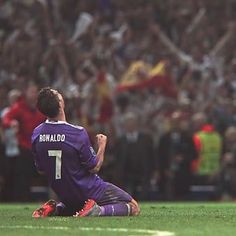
left=97, top=182, right=133, bottom=206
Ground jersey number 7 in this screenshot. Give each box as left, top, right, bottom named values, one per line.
left=48, top=150, right=62, bottom=179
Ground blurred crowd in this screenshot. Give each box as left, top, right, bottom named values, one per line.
left=0, top=0, right=236, bottom=202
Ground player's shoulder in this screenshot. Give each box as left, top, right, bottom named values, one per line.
left=61, top=122, right=89, bottom=146
left=55, top=121, right=87, bottom=136
left=64, top=123, right=90, bottom=142
left=44, top=120, right=84, bottom=131
left=32, top=123, right=45, bottom=142
left=34, top=122, right=45, bottom=132
left=65, top=122, right=85, bottom=131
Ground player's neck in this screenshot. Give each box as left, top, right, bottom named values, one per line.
left=48, top=111, right=66, bottom=122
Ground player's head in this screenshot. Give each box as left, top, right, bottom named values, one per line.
left=37, top=87, right=64, bottom=119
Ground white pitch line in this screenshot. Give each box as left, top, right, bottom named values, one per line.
left=0, top=225, right=69, bottom=230
left=0, top=225, right=175, bottom=236
left=79, top=227, right=175, bottom=236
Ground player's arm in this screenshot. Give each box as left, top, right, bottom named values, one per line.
left=32, top=141, right=45, bottom=175
left=90, top=134, right=107, bottom=174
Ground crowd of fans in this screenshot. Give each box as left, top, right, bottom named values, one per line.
left=0, top=0, right=236, bottom=201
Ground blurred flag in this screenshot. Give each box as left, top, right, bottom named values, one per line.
left=96, top=71, right=114, bottom=123
left=116, top=60, right=177, bottom=97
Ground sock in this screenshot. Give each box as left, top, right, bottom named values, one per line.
left=55, top=202, right=66, bottom=216
left=100, top=203, right=131, bottom=216
left=56, top=202, right=76, bottom=216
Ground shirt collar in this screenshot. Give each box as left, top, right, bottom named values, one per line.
left=45, top=119, right=67, bottom=124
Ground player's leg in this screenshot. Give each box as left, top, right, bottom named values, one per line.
left=75, top=183, right=140, bottom=217
left=98, top=183, right=140, bottom=216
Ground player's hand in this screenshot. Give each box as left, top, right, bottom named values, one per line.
left=96, top=134, right=107, bottom=148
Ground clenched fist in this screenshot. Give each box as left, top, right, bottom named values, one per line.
left=96, top=134, right=107, bottom=148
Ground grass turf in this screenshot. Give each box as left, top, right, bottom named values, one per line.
left=0, top=202, right=236, bottom=236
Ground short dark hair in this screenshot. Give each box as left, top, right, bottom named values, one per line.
left=37, top=87, right=60, bottom=118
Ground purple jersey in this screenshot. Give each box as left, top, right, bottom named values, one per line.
left=31, top=120, right=107, bottom=208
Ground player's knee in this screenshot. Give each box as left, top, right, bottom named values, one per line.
left=129, top=199, right=140, bottom=216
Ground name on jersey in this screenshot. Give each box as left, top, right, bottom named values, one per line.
left=39, top=134, right=66, bottom=142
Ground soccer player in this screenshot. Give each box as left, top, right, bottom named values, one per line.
left=31, top=87, right=140, bottom=217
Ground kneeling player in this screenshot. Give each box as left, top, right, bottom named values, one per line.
left=31, top=88, right=140, bottom=217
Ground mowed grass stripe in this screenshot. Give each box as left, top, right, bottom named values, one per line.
left=0, top=202, right=236, bottom=236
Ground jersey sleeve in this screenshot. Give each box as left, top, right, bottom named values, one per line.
left=32, top=141, right=44, bottom=173
left=79, top=129, right=98, bottom=171
left=31, top=128, right=44, bottom=173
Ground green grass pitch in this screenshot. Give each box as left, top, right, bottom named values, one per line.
left=0, top=202, right=236, bottom=236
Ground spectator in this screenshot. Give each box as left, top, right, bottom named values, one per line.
left=219, top=126, right=236, bottom=200
left=1, top=89, right=21, bottom=201
left=192, top=112, right=222, bottom=199
left=114, top=111, right=154, bottom=200
left=0, top=124, right=4, bottom=201
left=156, top=111, right=197, bottom=200
left=2, top=82, right=45, bottom=201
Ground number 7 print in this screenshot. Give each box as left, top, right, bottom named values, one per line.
left=48, top=150, right=62, bottom=179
